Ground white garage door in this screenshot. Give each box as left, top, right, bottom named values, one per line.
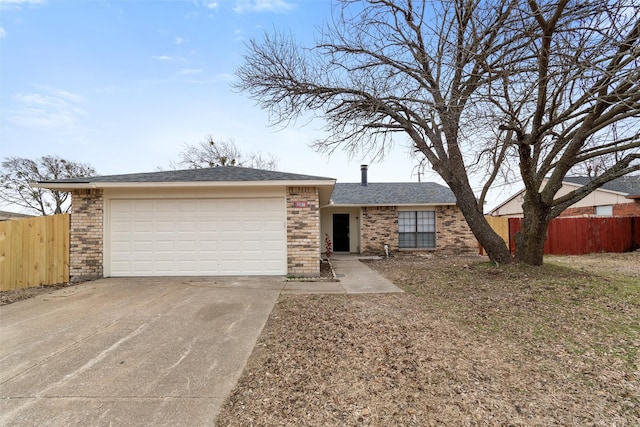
left=108, top=198, right=286, bottom=276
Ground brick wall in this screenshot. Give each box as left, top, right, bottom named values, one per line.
left=361, top=206, right=398, bottom=255
left=286, top=186, right=320, bottom=276
left=435, top=205, right=477, bottom=254
left=560, top=201, right=640, bottom=217
left=613, top=201, right=640, bottom=216
left=70, top=189, right=103, bottom=281
left=559, top=206, right=594, bottom=217
left=359, top=205, right=476, bottom=255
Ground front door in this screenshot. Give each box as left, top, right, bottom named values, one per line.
left=333, top=213, right=350, bottom=252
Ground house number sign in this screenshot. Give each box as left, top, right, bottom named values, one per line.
left=294, top=201, right=308, bottom=208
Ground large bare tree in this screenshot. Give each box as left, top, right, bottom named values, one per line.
left=235, top=0, right=640, bottom=265
left=0, top=155, right=96, bottom=215
left=169, top=136, right=278, bottom=171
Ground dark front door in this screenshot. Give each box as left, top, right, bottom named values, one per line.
left=333, top=214, right=350, bottom=252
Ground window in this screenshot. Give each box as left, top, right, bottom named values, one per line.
left=398, top=211, right=435, bottom=248
left=595, top=205, right=613, bottom=216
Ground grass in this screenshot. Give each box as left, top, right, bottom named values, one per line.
left=381, top=255, right=639, bottom=368
left=217, top=252, right=640, bottom=426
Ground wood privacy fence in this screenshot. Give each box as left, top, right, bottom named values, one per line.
left=0, top=214, right=70, bottom=291
left=484, top=216, right=640, bottom=255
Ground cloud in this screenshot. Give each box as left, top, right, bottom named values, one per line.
left=175, top=37, right=186, bottom=45
left=0, top=27, right=6, bottom=38
left=233, top=0, right=295, bottom=14
left=9, top=88, right=87, bottom=129
left=0, top=0, right=45, bottom=3
left=0, top=0, right=45, bottom=10
left=205, top=1, right=218, bottom=9
left=153, top=55, right=174, bottom=61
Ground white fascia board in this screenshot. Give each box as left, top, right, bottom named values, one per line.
left=323, top=202, right=457, bottom=208
left=34, top=179, right=336, bottom=190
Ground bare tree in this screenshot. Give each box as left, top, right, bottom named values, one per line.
left=0, top=155, right=96, bottom=215
left=492, top=1, right=640, bottom=264
left=235, top=0, right=640, bottom=265
left=170, top=136, right=278, bottom=171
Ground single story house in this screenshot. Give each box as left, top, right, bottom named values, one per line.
left=35, top=165, right=476, bottom=280
left=489, top=175, right=640, bottom=218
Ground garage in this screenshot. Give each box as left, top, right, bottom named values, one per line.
left=108, top=197, right=286, bottom=276
left=35, top=166, right=335, bottom=279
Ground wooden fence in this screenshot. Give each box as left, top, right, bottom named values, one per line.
left=484, top=215, right=640, bottom=255
left=0, top=214, right=70, bottom=291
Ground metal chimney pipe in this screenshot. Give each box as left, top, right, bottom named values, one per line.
left=361, top=164, right=368, bottom=186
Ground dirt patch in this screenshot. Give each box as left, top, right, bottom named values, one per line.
left=0, top=282, right=72, bottom=306
left=217, top=253, right=640, bottom=426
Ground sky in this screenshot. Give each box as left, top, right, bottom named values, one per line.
left=0, top=0, right=514, bottom=210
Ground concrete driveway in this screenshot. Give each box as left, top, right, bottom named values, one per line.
left=0, top=276, right=284, bottom=426
left=0, top=257, right=402, bottom=426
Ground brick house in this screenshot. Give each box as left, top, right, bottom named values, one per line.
left=36, top=165, right=475, bottom=281
left=489, top=175, right=640, bottom=218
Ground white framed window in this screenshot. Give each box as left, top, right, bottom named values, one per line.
left=595, top=205, right=613, bottom=216
left=398, top=211, right=436, bottom=248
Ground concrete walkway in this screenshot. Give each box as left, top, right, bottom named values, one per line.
left=0, top=257, right=401, bottom=426
left=282, top=254, right=404, bottom=294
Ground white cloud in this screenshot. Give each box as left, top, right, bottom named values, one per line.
left=175, top=36, right=186, bottom=45
left=0, top=0, right=45, bottom=3
left=206, top=1, right=218, bottom=9
left=0, top=27, right=6, bottom=38
left=233, top=0, right=295, bottom=14
left=0, top=0, right=45, bottom=10
left=153, top=55, right=174, bottom=61
left=10, top=88, right=86, bottom=129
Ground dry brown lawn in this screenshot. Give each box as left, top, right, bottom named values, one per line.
left=217, top=252, right=640, bottom=426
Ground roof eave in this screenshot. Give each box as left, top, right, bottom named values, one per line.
left=33, top=179, right=337, bottom=191
left=325, top=202, right=457, bottom=207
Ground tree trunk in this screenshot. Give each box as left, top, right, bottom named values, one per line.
left=515, top=198, right=550, bottom=266
left=447, top=179, right=513, bottom=265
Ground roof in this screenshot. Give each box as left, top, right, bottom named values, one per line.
left=563, top=175, right=640, bottom=197
left=330, top=182, right=456, bottom=206
left=35, top=166, right=335, bottom=185
left=488, top=174, right=640, bottom=215
left=33, top=166, right=337, bottom=206
left=0, top=210, right=34, bottom=220
left=34, top=166, right=457, bottom=206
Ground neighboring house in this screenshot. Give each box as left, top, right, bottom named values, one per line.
left=489, top=175, right=640, bottom=218
left=0, top=210, right=34, bottom=221
left=35, top=165, right=475, bottom=281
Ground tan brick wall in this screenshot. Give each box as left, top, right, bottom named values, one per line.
left=360, top=205, right=476, bottom=255
left=361, top=206, right=398, bottom=255
left=70, top=189, right=103, bottom=281
left=286, top=186, right=320, bottom=276
left=435, top=205, right=477, bottom=254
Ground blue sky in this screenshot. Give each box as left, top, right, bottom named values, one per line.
left=0, top=0, right=511, bottom=208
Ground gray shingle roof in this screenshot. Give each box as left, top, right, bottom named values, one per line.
left=37, top=166, right=335, bottom=184
left=330, top=182, right=456, bottom=205
left=0, top=210, right=34, bottom=220
left=564, top=175, right=640, bottom=197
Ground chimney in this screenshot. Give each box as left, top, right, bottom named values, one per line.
left=360, top=164, right=368, bottom=186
